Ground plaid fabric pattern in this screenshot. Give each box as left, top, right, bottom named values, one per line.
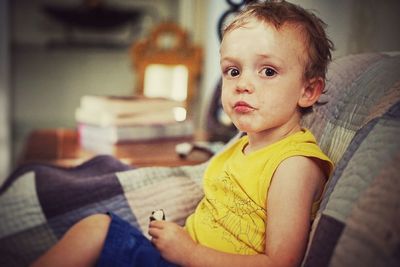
left=0, top=156, right=207, bottom=266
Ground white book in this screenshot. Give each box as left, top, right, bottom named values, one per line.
left=75, top=107, right=181, bottom=127
left=79, top=95, right=183, bottom=115
left=78, top=120, right=194, bottom=144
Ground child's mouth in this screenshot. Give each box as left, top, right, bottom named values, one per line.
left=234, top=101, right=255, bottom=113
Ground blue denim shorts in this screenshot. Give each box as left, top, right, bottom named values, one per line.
left=96, top=212, right=178, bottom=267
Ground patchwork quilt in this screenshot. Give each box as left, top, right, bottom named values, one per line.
left=0, top=156, right=207, bottom=266
left=301, top=53, right=400, bottom=266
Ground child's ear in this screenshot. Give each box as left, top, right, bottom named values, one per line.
left=298, top=77, right=324, bottom=108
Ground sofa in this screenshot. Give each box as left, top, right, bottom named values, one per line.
left=0, top=51, right=399, bottom=266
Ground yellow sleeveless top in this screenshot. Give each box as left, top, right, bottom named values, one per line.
left=185, top=129, right=333, bottom=255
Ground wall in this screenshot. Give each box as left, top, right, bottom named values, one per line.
left=0, top=0, right=11, bottom=182
left=292, top=0, right=400, bottom=58
left=198, top=0, right=228, bottom=131
left=11, top=0, right=181, bottom=163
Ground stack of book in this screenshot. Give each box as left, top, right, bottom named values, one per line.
left=75, top=95, right=194, bottom=153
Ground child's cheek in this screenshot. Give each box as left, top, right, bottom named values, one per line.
left=221, top=95, right=232, bottom=116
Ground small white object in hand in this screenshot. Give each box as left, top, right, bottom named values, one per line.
left=150, top=209, right=165, bottom=221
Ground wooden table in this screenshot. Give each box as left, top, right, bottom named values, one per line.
left=19, top=128, right=211, bottom=168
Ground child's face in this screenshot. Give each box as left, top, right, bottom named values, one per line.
left=220, top=19, right=310, bottom=137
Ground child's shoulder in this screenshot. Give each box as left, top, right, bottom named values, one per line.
left=279, top=129, right=334, bottom=178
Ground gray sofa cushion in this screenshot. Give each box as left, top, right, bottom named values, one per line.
left=302, top=53, right=400, bottom=267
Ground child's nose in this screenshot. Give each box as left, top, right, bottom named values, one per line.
left=235, top=74, right=254, bottom=94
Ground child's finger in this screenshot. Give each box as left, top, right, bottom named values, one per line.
left=149, top=220, right=165, bottom=229
left=148, top=225, right=162, bottom=238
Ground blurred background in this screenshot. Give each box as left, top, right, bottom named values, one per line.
left=1, top=0, right=400, bottom=181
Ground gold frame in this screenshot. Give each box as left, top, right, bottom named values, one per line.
left=131, top=22, right=202, bottom=112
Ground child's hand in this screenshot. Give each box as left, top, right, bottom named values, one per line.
left=148, top=220, right=196, bottom=265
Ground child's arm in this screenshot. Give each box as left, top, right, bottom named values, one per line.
left=149, top=156, right=325, bottom=267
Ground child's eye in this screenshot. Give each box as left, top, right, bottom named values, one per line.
left=262, top=67, right=277, bottom=77
left=227, top=68, right=240, bottom=77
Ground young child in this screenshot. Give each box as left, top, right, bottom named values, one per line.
left=31, top=1, right=334, bottom=266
